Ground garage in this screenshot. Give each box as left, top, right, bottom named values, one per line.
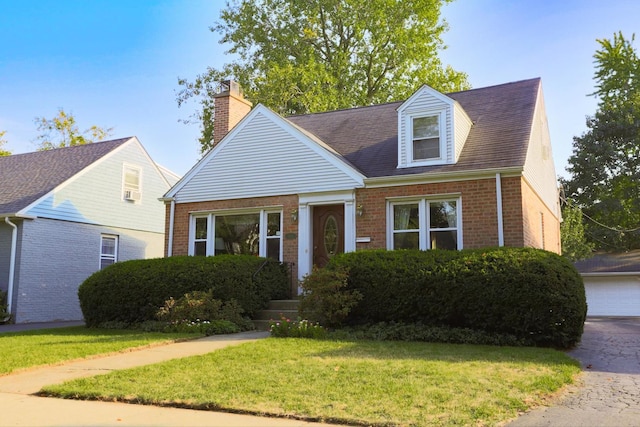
left=574, top=252, right=640, bottom=317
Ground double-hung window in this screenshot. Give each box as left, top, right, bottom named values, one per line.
left=123, top=164, right=142, bottom=202
left=190, top=209, right=282, bottom=260
left=389, top=198, right=461, bottom=250
left=100, top=235, right=118, bottom=269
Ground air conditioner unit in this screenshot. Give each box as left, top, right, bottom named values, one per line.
left=124, top=190, right=141, bottom=201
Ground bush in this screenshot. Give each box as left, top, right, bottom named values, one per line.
left=269, top=316, right=328, bottom=339
left=322, top=248, right=586, bottom=348
left=78, top=255, right=290, bottom=327
left=298, top=266, right=362, bottom=328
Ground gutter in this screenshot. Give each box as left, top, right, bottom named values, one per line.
left=364, top=166, right=524, bottom=188
left=4, top=217, right=17, bottom=316
left=496, top=173, right=504, bottom=246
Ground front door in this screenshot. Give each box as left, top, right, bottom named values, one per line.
left=312, top=205, right=345, bottom=268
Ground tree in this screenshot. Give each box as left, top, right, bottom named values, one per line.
left=0, top=130, right=10, bottom=156
left=560, top=201, right=594, bottom=261
left=34, top=108, right=113, bottom=151
left=177, top=0, right=469, bottom=153
left=562, top=32, right=640, bottom=251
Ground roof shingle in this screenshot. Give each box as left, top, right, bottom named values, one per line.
left=286, top=78, right=540, bottom=178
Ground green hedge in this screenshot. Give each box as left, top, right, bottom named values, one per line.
left=78, top=255, right=290, bottom=327
left=324, top=248, right=587, bottom=348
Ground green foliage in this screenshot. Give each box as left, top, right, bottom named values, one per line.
left=562, top=32, right=640, bottom=251
left=156, top=290, right=254, bottom=332
left=332, top=322, right=527, bottom=346
left=0, top=130, right=10, bottom=156
left=0, top=290, right=10, bottom=323
left=322, top=248, right=586, bottom=348
left=560, top=201, right=595, bottom=261
left=78, top=255, right=290, bottom=327
left=298, top=266, right=362, bottom=328
left=177, top=0, right=470, bottom=153
left=34, top=108, right=113, bottom=150
left=269, top=316, right=328, bottom=339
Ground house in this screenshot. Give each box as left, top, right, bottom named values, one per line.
left=0, top=137, right=179, bottom=323
left=162, top=78, right=561, bottom=296
left=574, top=251, right=640, bottom=316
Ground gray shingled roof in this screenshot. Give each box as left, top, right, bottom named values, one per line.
left=286, top=78, right=540, bottom=178
left=0, top=138, right=131, bottom=215
left=574, top=251, right=640, bottom=274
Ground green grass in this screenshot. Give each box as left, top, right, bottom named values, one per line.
left=0, top=327, right=198, bottom=375
left=42, top=338, right=581, bottom=426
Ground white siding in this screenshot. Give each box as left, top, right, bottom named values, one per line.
left=453, top=102, right=473, bottom=162
left=522, top=85, right=561, bottom=219
left=25, top=140, right=171, bottom=233
left=175, top=110, right=364, bottom=202
left=397, top=87, right=455, bottom=167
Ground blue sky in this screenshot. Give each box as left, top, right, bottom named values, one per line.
left=1, top=0, right=639, bottom=178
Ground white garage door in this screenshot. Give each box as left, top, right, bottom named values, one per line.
left=584, top=275, right=640, bottom=316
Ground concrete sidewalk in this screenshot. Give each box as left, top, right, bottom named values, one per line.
left=0, top=328, right=338, bottom=427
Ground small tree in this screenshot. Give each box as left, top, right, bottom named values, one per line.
left=34, top=108, right=113, bottom=150
left=0, top=130, right=10, bottom=156
left=560, top=202, right=594, bottom=261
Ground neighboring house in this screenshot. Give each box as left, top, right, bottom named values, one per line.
left=163, top=78, right=561, bottom=296
left=0, top=137, right=179, bottom=323
left=574, top=251, right=640, bottom=316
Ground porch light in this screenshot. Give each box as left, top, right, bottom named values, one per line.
left=291, top=209, right=298, bottom=222
left=356, top=204, right=365, bottom=217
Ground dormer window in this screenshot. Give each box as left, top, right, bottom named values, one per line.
left=412, top=115, right=441, bottom=161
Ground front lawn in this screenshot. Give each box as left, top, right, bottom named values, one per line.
left=0, top=327, right=198, bottom=375
left=42, top=338, right=581, bottom=426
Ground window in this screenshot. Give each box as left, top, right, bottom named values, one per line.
left=412, top=115, right=440, bottom=161
left=191, top=210, right=282, bottom=260
left=123, top=164, right=141, bottom=201
left=100, top=235, right=118, bottom=269
left=389, top=198, right=460, bottom=250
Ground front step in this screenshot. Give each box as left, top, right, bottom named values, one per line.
left=253, top=299, right=300, bottom=331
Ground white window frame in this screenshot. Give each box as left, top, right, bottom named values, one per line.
left=122, top=164, right=142, bottom=202
left=407, top=111, right=446, bottom=167
left=387, top=196, right=463, bottom=250
left=100, top=234, right=118, bottom=269
left=188, top=208, right=283, bottom=261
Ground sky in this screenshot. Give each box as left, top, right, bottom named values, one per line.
left=1, top=0, right=639, bottom=178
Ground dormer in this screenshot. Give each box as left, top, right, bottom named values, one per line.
left=397, top=85, right=473, bottom=168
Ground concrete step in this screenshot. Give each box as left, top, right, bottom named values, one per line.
left=252, top=300, right=300, bottom=330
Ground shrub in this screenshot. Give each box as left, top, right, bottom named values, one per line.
left=156, top=290, right=254, bottom=331
left=0, top=290, right=10, bottom=323
left=78, top=255, right=290, bottom=327
left=270, top=316, right=328, bottom=339
left=322, top=248, right=586, bottom=348
left=298, top=266, right=362, bottom=328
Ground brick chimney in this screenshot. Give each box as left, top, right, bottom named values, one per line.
left=213, top=80, right=252, bottom=145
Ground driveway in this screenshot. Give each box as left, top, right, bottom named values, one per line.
left=509, top=317, right=640, bottom=426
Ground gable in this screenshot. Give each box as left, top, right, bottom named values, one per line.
left=24, top=138, right=172, bottom=233
left=396, top=85, right=472, bottom=168
left=170, top=106, right=365, bottom=203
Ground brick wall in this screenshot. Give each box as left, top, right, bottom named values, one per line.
left=354, top=177, right=503, bottom=250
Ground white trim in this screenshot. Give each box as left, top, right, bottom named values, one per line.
left=496, top=173, right=504, bottom=247
left=580, top=272, right=640, bottom=277
left=4, top=217, right=17, bottom=316
left=387, top=196, right=463, bottom=251
left=99, top=234, right=118, bottom=270
left=405, top=110, right=447, bottom=167
left=167, top=199, right=175, bottom=256
left=296, top=190, right=357, bottom=282
left=365, top=166, right=524, bottom=188
left=396, top=85, right=454, bottom=113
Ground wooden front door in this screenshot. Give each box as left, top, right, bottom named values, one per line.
left=312, top=205, right=345, bottom=268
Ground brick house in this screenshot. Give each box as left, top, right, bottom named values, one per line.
left=0, top=137, right=179, bottom=323
left=163, top=78, right=561, bottom=295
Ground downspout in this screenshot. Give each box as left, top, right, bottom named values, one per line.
left=496, top=173, right=504, bottom=246
left=167, top=199, right=175, bottom=257
left=4, top=217, right=17, bottom=316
